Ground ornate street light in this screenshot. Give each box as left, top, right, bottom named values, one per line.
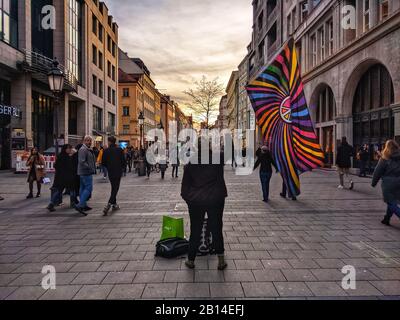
left=48, top=58, right=65, bottom=156
left=138, top=111, right=145, bottom=152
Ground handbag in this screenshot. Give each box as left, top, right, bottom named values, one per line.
left=42, top=177, right=51, bottom=185
left=155, top=238, right=189, bottom=259
left=160, top=216, right=185, bottom=241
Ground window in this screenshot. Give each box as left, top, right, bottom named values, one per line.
left=107, top=61, right=111, bottom=77
left=98, top=51, right=103, bottom=70
left=107, top=35, right=111, bottom=52
left=108, top=112, right=115, bottom=132
left=300, top=1, right=308, bottom=23
left=291, top=7, right=297, bottom=32
left=311, top=34, right=317, bottom=67
left=318, top=26, right=325, bottom=62
left=68, top=101, right=78, bottom=135
left=112, top=65, right=116, bottom=81
left=98, top=24, right=103, bottom=42
left=123, top=125, right=130, bottom=135
left=327, top=19, right=334, bottom=56
left=112, top=89, right=116, bottom=105
left=67, top=0, right=82, bottom=83
left=258, top=11, right=264, bottom=31
left=258, top=40, right=264, bottom=60
left=380, top=0, right=389, bottom=21
left=92, top=13, right=97, bottom=35
left=112, top=42, right=116, bottom=57
left=287, top=13, right=292, bottom=38
left=363, top=0, right=370, bottom=32
left=0, top=0, right=18, bottom=47
left=92, top=75, right=97, bottom=95
left=92, top=45, right=97, bottom=65
left=123, top=106, right=130, bottom=117
left=107, top=86, right=111, bottom=103
left=98, top=79, right=103, bottom=98
left=93, top=106, right=103, bottom=131
left=123, top=88, right=130, bottom=97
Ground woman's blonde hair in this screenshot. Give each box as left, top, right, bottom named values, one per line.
left=382, top=140, right=400, bottom=160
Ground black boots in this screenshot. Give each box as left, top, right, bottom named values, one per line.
left=381, top=216, right=391, bottom=226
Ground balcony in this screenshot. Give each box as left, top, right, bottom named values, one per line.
left=19, top=50, right=78, bottom=92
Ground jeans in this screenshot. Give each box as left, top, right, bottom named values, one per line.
left=187, top=201, right=225, bottom=261
left=359, top=161, right=367, bottom=177
left=108, top=177, right=121, bottom=205
left=172, top=166, right=179, bottom=177
left=101, top=166, right=108, bottom=178
left=259, top=171, right=272, bottom=201
left=386, top=203, right=400, bottom=220
left=78, top=175, right=93, bottom=209
left=50, top=187, right=76, bottom=206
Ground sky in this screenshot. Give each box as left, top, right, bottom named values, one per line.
left=107, top=0, right=253, bottom=114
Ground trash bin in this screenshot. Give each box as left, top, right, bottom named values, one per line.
left=138, top=160, right=146, bottom=177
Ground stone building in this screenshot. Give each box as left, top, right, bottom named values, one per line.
left=217, top=95, right=228, bottom=130
left=0, top=0, right=118, bottom=169
left=226, top=71, right=239, bottom=132
left=249, top=0, right=400, bottom=168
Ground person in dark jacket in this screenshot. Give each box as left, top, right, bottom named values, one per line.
left=159, top=156, right=168, bottom=180
left=336, top=137, right=354, bottom=190
left=358, top=144, right=370, bottom=177
left=181, top=149, right=228, bottom=270
left=254, top=145, right=277, bottom=202
left=47, top=144, right=75, bottom=212
left=102, top=136, right=126, bottom=216
left=372, top=140, right=400, bottom=226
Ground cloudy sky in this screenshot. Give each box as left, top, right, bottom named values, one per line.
left=107, top=0, right=252, bottom=111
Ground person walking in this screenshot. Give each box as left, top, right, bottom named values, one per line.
left=336, top=137, right=354, bottom=190
left=372, top=140, right=400, bottom=226
left=145, top=150, right=152, bottom=179
left=102, top=136, right=126, bottom=216
left=74, top=136, right=96, bottom=215
left=97, top=146, right=108, bottom=180
left=46, top=144, right=76, bottom=212
left=358, top=144, right=370, bottom=177
left=159, top=156, right=168, bottom=180
left=26, top=147, right=46, bottom=199
left=254, top=145, right=277, bottom=203
left=126, top=147, right=133, bottom=173
left=181, top=150, right=228, bottom=270
left=171, top=147, right=180, bottom=178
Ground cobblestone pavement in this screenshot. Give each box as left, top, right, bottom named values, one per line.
left=0, top=167, right=399, bottom=300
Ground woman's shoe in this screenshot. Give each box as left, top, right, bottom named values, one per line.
left=26, top=193, right=33, bottom=199
left=185, top=260, right=195, bottom=269
left=47, top=204, right=56, bottom=213
left=36, top=193, right=41, bottom=198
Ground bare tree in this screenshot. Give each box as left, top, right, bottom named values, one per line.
left=184, top=76, right=225, bottom=128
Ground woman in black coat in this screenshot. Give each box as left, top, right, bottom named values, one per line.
left=47, top=144, right=75, bottom=212
left=372, top=140, right=400, bottom=226
left=181, top=150, right=228, bottom=270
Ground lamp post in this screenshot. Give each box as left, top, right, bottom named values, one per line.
left=47, top=58, right=64, bottom=156
left=138, top=111, right=145, bottom=154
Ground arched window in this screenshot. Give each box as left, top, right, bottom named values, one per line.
left=353, top=63, right=395, bottom=168
left=315, top=85, right=336, bottom=123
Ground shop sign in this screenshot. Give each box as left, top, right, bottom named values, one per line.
left=0, top=105, right=22, bottom=118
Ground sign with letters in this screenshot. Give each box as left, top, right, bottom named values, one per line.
left=0, top=105, right=22, bottom=118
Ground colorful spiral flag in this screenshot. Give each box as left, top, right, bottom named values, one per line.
left=246, top=39, right=325, bottom=196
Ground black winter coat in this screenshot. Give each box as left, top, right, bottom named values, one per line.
left=336, top=142, right=354, bottom=168
left=372, top=151, right=400, bottom=204
left=181, top=157, right=227, bottom=206
left=53, top=153, right=75, bottom=189
left=102, top=145, right=126, bottom=179
left=254, top=148, right=278, bottom=173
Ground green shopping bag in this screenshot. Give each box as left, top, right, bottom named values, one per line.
left=161, top=216, right=185, bottom=241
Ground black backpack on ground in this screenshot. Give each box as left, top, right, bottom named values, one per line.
left=155, top=238, right=189, bottom=259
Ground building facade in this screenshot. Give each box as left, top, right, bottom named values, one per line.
left=226, top=71, right=239, bottom=132
left=0, top=0, right=118, bottom=169
left=217, top=95, right=228, bottom=130
left=249, top=0, right=400, bottom=168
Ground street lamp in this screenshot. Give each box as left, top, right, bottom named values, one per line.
left=48, top=58, right=64, bottom=156
left=138, top=111, right=145, bottom=153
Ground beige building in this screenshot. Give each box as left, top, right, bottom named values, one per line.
left=225, top=71, right=239, bottom=132
left=0, top=0, right=118, bottom=169
left=249, top=0, right=400, bottom=168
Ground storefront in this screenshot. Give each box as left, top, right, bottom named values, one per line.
left=0, top=79, right=12, bottom=169
left=31, top=91, right=54, bottom=152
